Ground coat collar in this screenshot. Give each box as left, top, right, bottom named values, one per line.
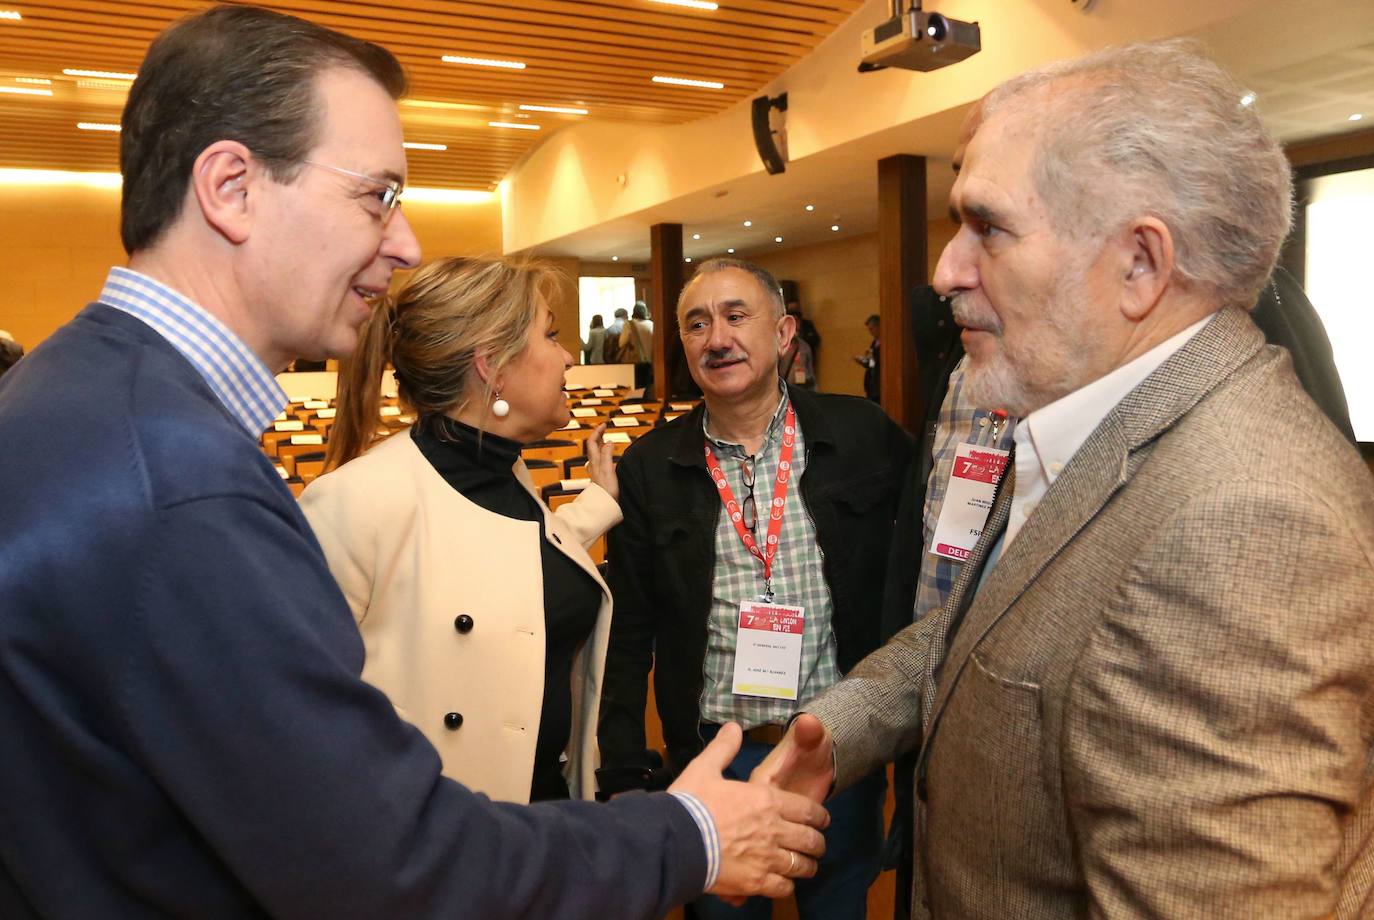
left=920, top=307, right=1266, bottom=744
left=667, top=381, right=837, bottom=469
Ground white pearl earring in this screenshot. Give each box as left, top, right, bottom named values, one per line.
left=491, top=392, right=510, bottom=418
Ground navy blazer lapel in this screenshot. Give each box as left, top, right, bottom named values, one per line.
left=919, top=307, right=1267, bottom=750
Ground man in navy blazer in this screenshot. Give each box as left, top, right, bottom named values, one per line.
left=0, top=6, right=826, bottom=917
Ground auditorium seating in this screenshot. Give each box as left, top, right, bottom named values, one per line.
left=258, top=388, right=703, bottom=501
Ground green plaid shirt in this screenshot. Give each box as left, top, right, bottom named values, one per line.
left=699, top=387, right=840, bottom=728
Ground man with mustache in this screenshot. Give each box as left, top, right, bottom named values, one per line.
left=599, top=258, right=912, bottom=919
left=759, top=39, right=1374, bottom=919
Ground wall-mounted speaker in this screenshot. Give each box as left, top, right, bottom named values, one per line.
left=751, top=93, right=788, bottom=175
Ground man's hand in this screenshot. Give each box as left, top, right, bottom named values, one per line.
left=750, top=713, right=834, bottom=804
left=669, top=723, right=829, bottom=900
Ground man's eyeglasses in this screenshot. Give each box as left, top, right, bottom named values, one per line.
left=739, top=456, right=757, bottom=534
left=303, top=160, right=403, bottom=222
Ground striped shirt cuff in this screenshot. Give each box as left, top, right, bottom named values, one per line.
left=668, top=791, right=720, bottom=891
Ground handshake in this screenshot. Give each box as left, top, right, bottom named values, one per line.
left=664, top=715, right=836, bottom=902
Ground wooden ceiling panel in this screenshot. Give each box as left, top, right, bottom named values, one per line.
left=0, top=0, right=861, bottom=188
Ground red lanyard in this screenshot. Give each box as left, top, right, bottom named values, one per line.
left=703, top=404, right=797, bottom=599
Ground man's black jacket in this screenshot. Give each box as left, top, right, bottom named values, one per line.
left=598, top=383, right=914, bottom=780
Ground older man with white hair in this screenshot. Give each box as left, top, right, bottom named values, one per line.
left=759, top=39, right=1374, bottom=919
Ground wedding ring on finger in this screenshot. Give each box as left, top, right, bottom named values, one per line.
left=786, top=850, right=797, bottom=876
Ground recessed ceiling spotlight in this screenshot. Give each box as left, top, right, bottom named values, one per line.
left=519, top=104, right=588, bottom=115
left=692, top=233, right=701, bottom=240
left=652, top=75, right=724, bottom=90
left=830, top=225, right=840, bottom=232
left=442, top=54, right=526, bottom=70
left=727, top=248, right=735, bottom=254
left=403, top=142, right=448, bottom=151
left=685, top=257, right=693, bottom=263
left=804, top=204, right=815, bottom=211
left=1350, top=113, right=1364, bottom=122
left=1239, top=91, right=1257, bottom=108
left=489, top=121, right=540, bottom=130
left=63, top=68, right=136, bottom=80
left=650, top=0, right=719, bottom=9
left=743, top=220, right=752, bottom=227
left=774, top=236, right=783, bottom=243
left=611, top=256, right=619, bottom=262
left=77, top=122, right=121, bottom=131
left=0, top=86, right=52, bottom=97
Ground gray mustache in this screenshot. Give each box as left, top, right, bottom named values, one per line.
left=703, top=349, right=748, bottom=364
left=950, top=296, right=998, bottom=332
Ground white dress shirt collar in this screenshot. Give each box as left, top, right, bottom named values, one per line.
left=1005, top=313, right=1214, bottom=547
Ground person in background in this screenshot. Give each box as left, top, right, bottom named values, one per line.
left=0, top=331, right=22, bottom=377
left=787, top=300, right=822, bottom=362
left=600, top=257, right=913, bottom=920
left=604, top=306, right=629, bottom=358
left=302, top=256, right=621, bottom=805
left=778, top=328, right=816, bottom=390
left=0, top=5, right=828, bottom=916
left=620, top=301, right=655, bottom=393
left=854, top=314, right=880, bottom=402
left=584, top=312, right=606, bottom=365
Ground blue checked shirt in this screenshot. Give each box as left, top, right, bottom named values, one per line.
left=699, top=385, right=840, bottom=729
left=913, top=357, right=1018, bottom=623
left=98, top=267, right=286, bottom=435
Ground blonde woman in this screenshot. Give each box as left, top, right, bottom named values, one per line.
left=301, top=256, right=620, bottom=804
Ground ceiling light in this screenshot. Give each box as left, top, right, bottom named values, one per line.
left=403, top=142, right=448, bottom=151
left=743, top=220, right=752, bottom=227
left=652, top=75, right=724, bottom=90
left=805, top=204, right=815, bottom=211
left=0, top=10, right=21, bottom=20
left=443, top=54, right=526, bottom=70
left=830, top=225, right=840, bottom=232
left=611, top=256, right=619, bottom=262
left=401, top=187, right=495, bottom=204
left=727, top=248, right=735, bottom=254
left=1239, top=91, right=1257, bottom=108
left=685, top=257, right=693, bottom=263
left=1350, top=113, right=1364, bottom=122
left=77, top=122, right=121, bottom=131
left=15, top=77, right=51, bottom=85
left=489, top=121, right=540, bottom=131
left=63, top=68, right=136, bottom=80
left=774, top=236, right=783, bottom=243
left=0, top=168, right=122, bottom=188
left=519, top=104, right=588, bottom=115
left=0, top=86, right=52, bottom=97
left=76, top=79, right=132, bottom=90
left=650, top=0, right=719, bottom=8
left=402, top=187, right=495, bottom=204
left=402, top=99, right=490, bottom=112
left=692, top=233, right=701, bottom=240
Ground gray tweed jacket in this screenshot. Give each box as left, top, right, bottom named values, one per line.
left=810, top=306, right=1374, bottom=919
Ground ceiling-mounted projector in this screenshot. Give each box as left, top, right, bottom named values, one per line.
left=860, top=4, right=980, bottom=73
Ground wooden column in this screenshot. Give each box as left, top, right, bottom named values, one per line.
left=649, top=223, right=685, bottom=399
left=877, top=154, right=928, bottom=433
